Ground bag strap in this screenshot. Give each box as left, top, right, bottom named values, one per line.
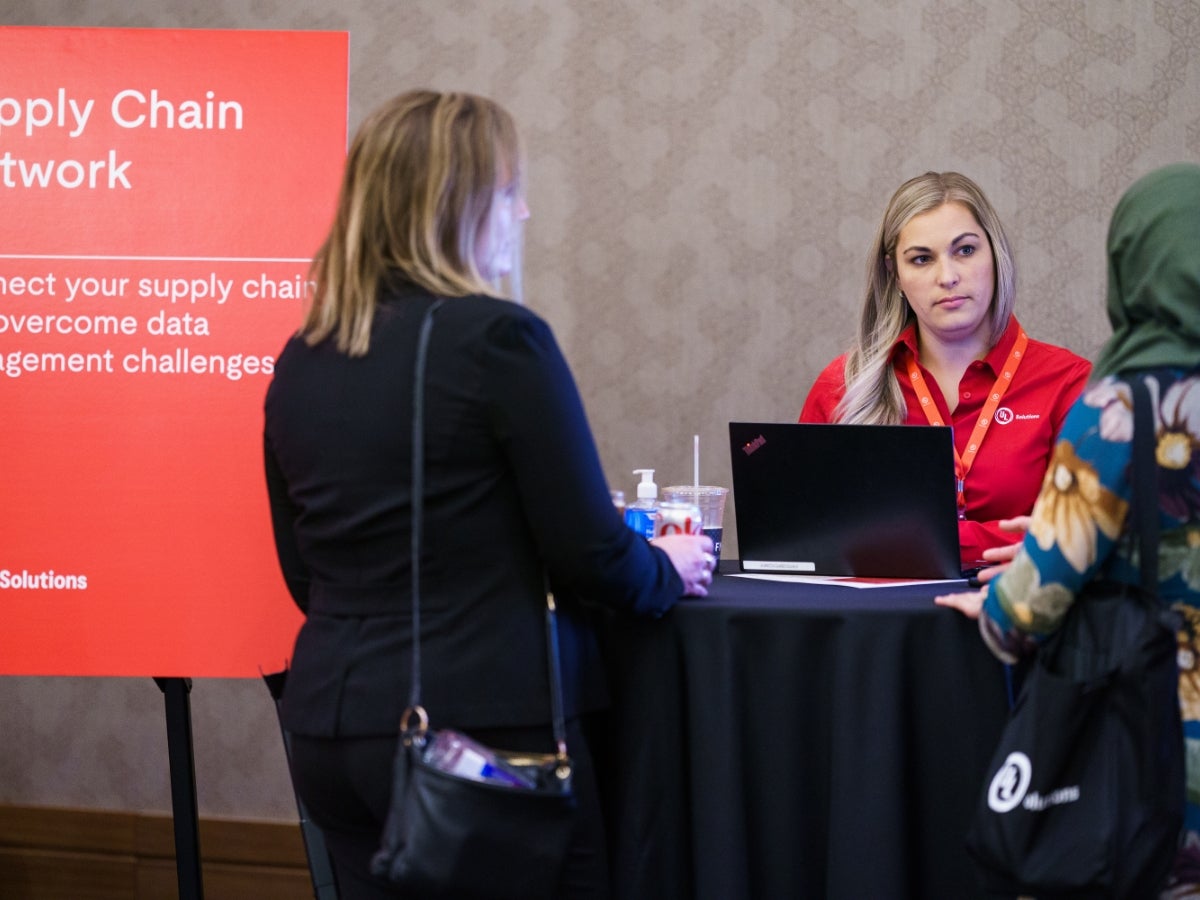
left=405, top=298, right=442, bottom=714
left=404, top=299, right=569, bottom=765
left=1128, top=376, right=1160, bottom=599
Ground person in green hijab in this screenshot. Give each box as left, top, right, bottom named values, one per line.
left=936, top=161, right=1200, bottom=892
left=1094, top=162, right=1200, bottom=378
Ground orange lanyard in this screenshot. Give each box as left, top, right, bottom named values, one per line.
left=905, top=329, right=1029, bottom=517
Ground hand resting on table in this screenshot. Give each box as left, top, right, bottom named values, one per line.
left=651, top=533, right=715, bottom=597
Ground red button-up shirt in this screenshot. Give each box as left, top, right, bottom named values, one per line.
left=799, top=316, right=1092, bottom=568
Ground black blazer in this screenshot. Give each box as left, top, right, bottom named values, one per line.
left=264, top=286, right=683, bottom=738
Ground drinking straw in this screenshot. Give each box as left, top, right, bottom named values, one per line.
left=693, top=434, right=700, bottom=493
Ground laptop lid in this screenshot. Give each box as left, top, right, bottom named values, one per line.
left=728, top=422, right=961, bottom=579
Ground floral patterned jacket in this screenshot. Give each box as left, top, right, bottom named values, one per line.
left=979, top=367, right=1200, bottom=872
left=980, top=368, right=1200, bottom=658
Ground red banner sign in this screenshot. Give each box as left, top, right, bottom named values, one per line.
left=0, top=26, right=349, bottom=676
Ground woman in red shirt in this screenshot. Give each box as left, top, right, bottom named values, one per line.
left=799, top=172, right=1091, bottom=572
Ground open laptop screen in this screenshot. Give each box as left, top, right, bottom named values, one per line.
left=728, top=422, right=962, bottom=579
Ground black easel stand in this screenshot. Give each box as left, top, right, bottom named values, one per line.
left=154, top=676, right=204, bottom=900
left=262, top=670, right=340, bottom=900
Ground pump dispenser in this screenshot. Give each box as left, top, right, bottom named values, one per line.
left=624, top=468, right=659, bottom=539
left=634, top=469, right=657, bottom=503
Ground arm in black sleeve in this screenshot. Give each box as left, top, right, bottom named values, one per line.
left=483, top=312, right=683, bottom=616
left=263, top=433, right=311, bottom=612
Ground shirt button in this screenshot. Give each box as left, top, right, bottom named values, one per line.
left=963, top=391, right=972, bottom=399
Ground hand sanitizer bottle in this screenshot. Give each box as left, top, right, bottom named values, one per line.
left=624, top=469, right=659, bottom=540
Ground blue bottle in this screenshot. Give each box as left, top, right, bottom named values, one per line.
left=624, top=468, right=659, bottom=540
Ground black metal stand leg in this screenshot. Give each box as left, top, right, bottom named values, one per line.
left=155, top=676, right=204, bottom=900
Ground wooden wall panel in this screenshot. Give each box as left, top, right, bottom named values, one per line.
left=0, top=805, right=317, bottom=900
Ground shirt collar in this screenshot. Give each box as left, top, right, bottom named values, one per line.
left=892, top=315, right=1019, bottom=373
left=980, top=315, right=1020, bottom=373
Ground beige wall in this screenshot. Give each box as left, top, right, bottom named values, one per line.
left=2, top=0, right=1198, bottom=820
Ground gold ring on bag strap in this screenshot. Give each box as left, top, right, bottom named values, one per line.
left=399, top=705, right=429, bottom=747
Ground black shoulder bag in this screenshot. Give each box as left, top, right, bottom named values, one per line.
left=370, top=300, right=577, bottom=899
left=966, top=375, right=1184, bottom=898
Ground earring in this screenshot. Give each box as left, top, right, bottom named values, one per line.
left=899, top=290, right=907, bottom=301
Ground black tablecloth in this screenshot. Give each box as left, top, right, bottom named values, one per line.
left=593, top=567, right=1012, bottom=900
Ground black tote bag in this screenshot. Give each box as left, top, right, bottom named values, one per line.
left=966, top=376, right=1184, bottom=899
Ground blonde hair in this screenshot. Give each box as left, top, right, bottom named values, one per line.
left=834, top=171, right=1016, bottom=424
left=301, top=90, right=524, bottom=356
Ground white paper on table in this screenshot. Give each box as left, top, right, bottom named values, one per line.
left=727, top=573, right=965, bottom=589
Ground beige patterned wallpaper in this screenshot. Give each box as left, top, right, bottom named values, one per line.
left=1, top=0, right=1198, bottom=820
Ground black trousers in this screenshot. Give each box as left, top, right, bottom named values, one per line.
left=289, top=718, right=610, bottom=900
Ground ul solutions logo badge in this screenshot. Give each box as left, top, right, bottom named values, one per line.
left=987, top=751, right=1032, bottom=813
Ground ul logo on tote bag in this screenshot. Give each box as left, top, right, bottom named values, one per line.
left=987, top=752, right=1032, bottom=813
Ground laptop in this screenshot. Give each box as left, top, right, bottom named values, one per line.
left=728, top=422, right=962, bottom=579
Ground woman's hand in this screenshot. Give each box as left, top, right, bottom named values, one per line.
left=974, top=516, right=1031, bottom=585
left=934, top=587, right=986, bottom=619
left=937, top=518, right=1030, bottom=618
left=651, top=533, right=716, bottom=597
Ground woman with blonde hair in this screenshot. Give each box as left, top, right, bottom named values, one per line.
left=800, top=171, right=1091, bottom=572
left=264, top=89, right=713, bottom=899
